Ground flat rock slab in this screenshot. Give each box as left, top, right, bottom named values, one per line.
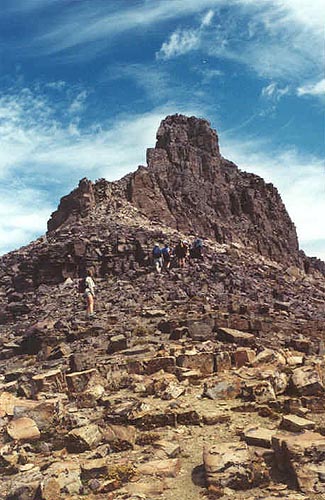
left=281, top=414, right=315, bottom=432
left=137, top=458, right=180, bottom=477
left=0, top=392, right=39, bottom=417
left=142, top=309, right=166, bottom=317
left=244, top=426, right=275, bottom=448
left=7, top=417, right=40, bottom=441
left=66, top=368, right=97, bottom=392
left=126, top=480, right=166, bottom=496
left=217, top=327, right=255, bottom=346
left=154, top=439, right=181, bottom=458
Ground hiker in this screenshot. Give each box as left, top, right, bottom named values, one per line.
left=152, top=243, right=163, bottom=273
left=161, top=243, right=172, bottom=271
left=79, top=270, right=96, bottom=318
left=190, top=237, right=204, bottom=260
left=174, top=240, right=188, bottom=267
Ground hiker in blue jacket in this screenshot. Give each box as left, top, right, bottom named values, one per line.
left=152, top=243, right=163, bottom=273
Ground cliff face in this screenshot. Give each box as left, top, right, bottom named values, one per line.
left=127, top=115, right=298, bottom=264
left=47, top=114, right=299, bottom=266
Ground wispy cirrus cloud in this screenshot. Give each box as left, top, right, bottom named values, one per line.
left=261, top=82, right=290, bottom=102
left=29, top=0, right=220, bottom=56
left=2, top=1, right=323, bottom=92
left=155, top=0, right=323, bottom=84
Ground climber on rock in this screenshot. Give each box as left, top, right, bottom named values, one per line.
left=161, top=243, right=172, bottom=271
left=174, top=240, right=188, bottom=267
left=152, top=243, right=163, bottom=273
left=190, top=237, right=204, bottom=260
left=79, top=269, right=96, bottom=318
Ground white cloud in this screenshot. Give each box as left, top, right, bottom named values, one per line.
left=69, top=90, right=89, bottom=114
left=45, top=80, right=66, bottom=90
left=297, top=78, right=325, bottom=97
left=261, top=82, right=290, bottom=101
left=156, top=29, right=200, bottom=60
left=0, top=185, right=54, bottom=255
left=201, top=10, right=214, bottom=27
left=220, top=135, right=325, bottom=260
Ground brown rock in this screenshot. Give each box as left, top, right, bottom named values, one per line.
left=66, top=368, right=97, bottom=393
left=81, top=458, right=108, bottom=479
left=272, top=431, right=325, bottom=493
left=7, top=417, right=40, bottom=441
left=242, top=380, right=276, bottom=404
left=39, top=477, right=61, bottom=500
left=154, top=439, right=181, bottom=458
left=107, top=334, right=127, bottom=354
left=233, top=347, right=256, bottom=368
left=13, top=399, right=61, bottom=432
left=0, top=392, right=38, bottom=417
left=126, top=480, right=166, bottom=496
left=203, top=441, right=269, bottom=490
left=103, top=424, right=136, bottom=450
left=67, top=423, right=102, bottom=452
left=44, top=460, right=82, bottom=495
left=137, top=458, right=181, bottom=477
left=32, top=369, right=67, bottom=395
left=243, top=426, right=275, bottom=448
left=291, top=365, right=324, bottom=395
left=217, top=327, right=255, bottom=346
left=145, top=356, right=176, bottom=375
left=215, top=351, right=232, bottom=372
left=177, top=351, right=214, bottom=376
left=252, top=348, right=286, bottom=366
left=280, top=414, right=315, bottom=432
left=200, top=410, right=231, bottom=425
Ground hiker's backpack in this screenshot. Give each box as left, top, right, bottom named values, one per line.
left=153, top=246, right=162, bottom=258
left=78, top=278, right=87, bottom=294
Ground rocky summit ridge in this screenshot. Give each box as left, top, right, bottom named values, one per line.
left=0, top=114, right=325, bottom=500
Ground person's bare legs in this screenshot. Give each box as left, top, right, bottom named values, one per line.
left=86, top=293, right=94, bottom=316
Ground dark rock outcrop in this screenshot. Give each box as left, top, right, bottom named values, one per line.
left=47, top=114, right=300, bottom=269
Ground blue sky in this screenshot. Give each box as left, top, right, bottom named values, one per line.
left=0, top=0, right=324, bottom=259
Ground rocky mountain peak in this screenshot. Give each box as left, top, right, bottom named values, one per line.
left=41, top=114, right=321, bottom=275
left=155, top=114, right=220, bottom=158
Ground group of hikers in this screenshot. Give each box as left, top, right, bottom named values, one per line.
left=152, top=238, right=204, bottom=274
left=79, top=238, right=204, bottom=318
